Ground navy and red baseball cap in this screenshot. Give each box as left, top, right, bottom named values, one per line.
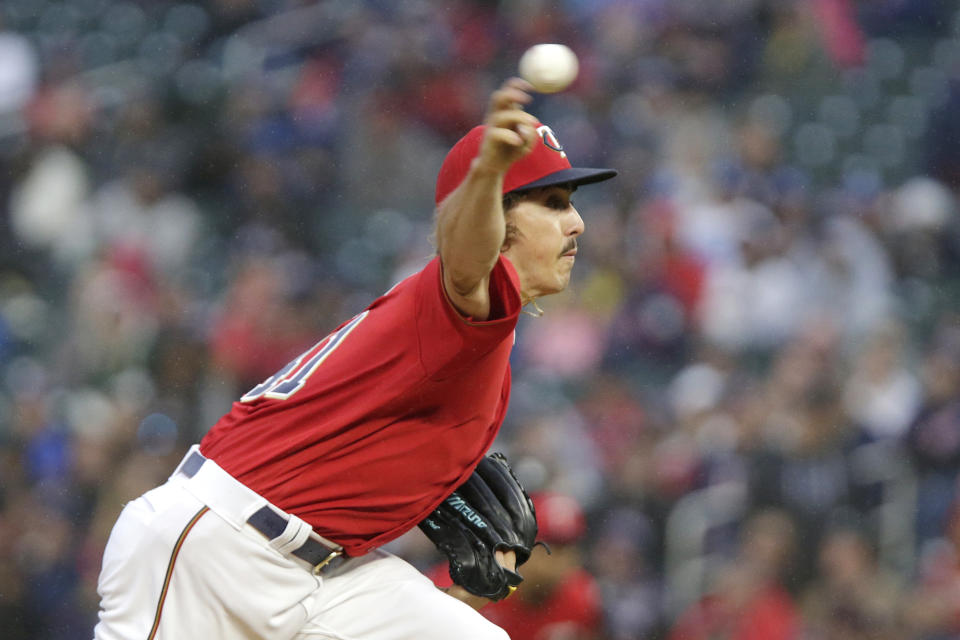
left=435, top=121, right=617, bottom=205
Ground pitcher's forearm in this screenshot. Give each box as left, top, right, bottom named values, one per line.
left=436, top=159, right=507, bottom=295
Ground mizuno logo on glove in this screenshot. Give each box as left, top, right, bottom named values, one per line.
left=445, top=495, right=488, bottom=528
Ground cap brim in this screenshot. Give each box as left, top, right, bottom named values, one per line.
left=510, top=167, right=618, bottom=193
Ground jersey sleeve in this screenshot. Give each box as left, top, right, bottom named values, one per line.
left=415, top=255, right=522, bottom=378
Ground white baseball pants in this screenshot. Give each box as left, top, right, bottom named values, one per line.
left=93, top=446, right=508, bottom=640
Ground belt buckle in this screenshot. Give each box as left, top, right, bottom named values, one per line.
left=312, top=549, right=343, bottom=575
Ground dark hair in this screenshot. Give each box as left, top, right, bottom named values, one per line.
left=502, top=192, right=521, bottom=212
left=501, top=193, right=521, bottom=250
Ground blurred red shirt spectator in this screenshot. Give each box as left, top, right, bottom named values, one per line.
left=430, top=492, right=603, bottom=640
left=481, top=493, right=602, bottom=640
left=667, top=510, right=800, bottom=640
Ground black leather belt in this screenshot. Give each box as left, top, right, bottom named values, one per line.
left=180, top=451, right=346, bottom=575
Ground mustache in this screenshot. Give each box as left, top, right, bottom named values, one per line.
left=560, top=241, right=577, bottom=257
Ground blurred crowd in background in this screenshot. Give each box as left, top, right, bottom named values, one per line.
left=2, top=0, right=960, bottom=638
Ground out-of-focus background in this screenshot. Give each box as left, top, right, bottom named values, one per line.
left=2, top=0, right=960, bottom=638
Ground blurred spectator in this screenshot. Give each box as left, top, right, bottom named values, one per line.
left=82, top=156, right=202, bottom=280
left=482, top=493, right=603, bottom=640
left=207, top=253, right=319, bottom=391
left=695, top=194, right=809, bottom=351
left=902, top=490, right=960, bottom=639
left=9, top=82, right=93, bottom=267
left=0, top=17, right=37, bottom=117
left=589, top=506, right=662, bottom=640
left=604, top=199, right=706, bottom=367
left=62, top=252, right=162, bottom=380
left=883, top=176, right=960, bottom=281
left=927, top=83, right=960, bottom=190
left=506, top=409, right=606, bottom=506
left=800, top=518, right=906, bottom=640
left=906, top=319, right=960, bottom=545
left=667, top=509, right=800, bottom=640
left=8, top=143, right=90, bottom=265
left=750, top=376, right=854, bottom=578
left=807, top=211, right=895, bottom=341
left=518, top=289, right=608, bottom=380
left=577, top=374, right=649, bottom=481
left=842, top=320, right=922, bottom=443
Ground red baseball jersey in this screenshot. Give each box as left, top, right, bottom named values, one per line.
left=481, top=570, right=603, bottom=639
left=200, top=255, right=522, bottom=556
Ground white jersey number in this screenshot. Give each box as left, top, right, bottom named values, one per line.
left=240, top=311, right=368, bottom=402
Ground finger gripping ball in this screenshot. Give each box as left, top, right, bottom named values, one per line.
left=518, top=44, right=579, bottom=94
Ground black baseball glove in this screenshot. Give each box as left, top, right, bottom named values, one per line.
left=419, top=453, right=539, bottom=601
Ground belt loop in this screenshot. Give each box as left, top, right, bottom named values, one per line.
left=268, top=512, right=312, bottom=556
left=172, top=445, right=204, bottom=479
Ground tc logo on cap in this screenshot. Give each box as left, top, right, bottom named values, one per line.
left=537, top=125, right=566, bottom=158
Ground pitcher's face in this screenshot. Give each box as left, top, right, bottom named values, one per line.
left=501, top=186, right=584, bottom=301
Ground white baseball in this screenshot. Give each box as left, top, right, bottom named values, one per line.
left=518, top=44, right=579, bottom=94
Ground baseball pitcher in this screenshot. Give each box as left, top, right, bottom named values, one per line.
left=93, top=77, right=615, bottom=640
